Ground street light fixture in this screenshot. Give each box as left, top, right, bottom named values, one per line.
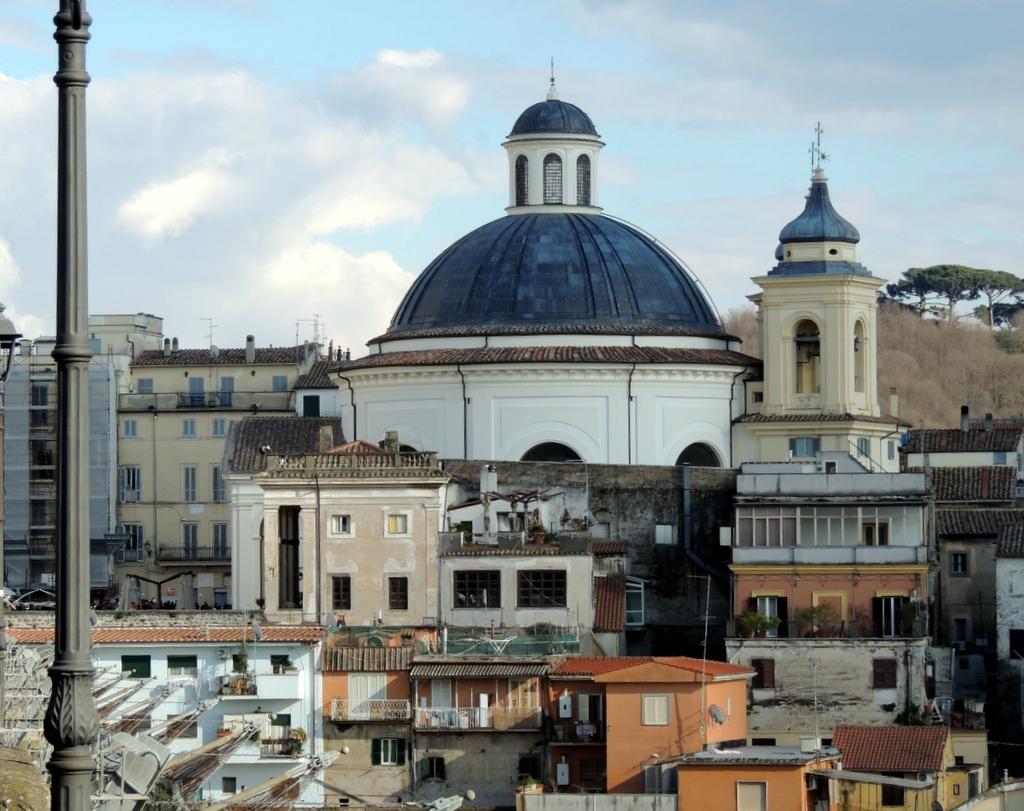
left=0, top=304, right=21, bottom=381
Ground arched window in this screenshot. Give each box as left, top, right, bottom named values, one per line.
left=576, top=154, right=591, bottom=206
left=794, top=319, right=821, bottom=395
left=543, top=154, right=563, bottom=204
left=520, top=442, right=581, bottom=463
left=854, top=321, right=865, bottom=393
left=675, top=443, right=721, bottom=467
left=515, top=155, right=529, bottom=207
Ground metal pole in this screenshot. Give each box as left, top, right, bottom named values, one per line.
left=45, top=2, right=99, bottom=808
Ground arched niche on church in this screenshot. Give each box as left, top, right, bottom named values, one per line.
left=520, top=442, right=582, bottom=463
left=794, top=319, right=821, bottom=394
left=675, top=443, right=721, bottom=467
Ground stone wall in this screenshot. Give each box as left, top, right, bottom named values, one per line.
left=5, top=609, right=263, bottom=628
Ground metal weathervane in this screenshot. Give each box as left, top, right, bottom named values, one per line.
left=809, top=120, right=830, bottom=171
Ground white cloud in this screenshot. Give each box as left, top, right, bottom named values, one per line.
left=377, top=48, right=443, bottom=68
left=0, top=236, right=21, bottom=290
left=118, top=161, right=236, bottom=240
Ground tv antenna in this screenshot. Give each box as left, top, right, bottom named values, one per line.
left=200, top=317, right=217, bottom=348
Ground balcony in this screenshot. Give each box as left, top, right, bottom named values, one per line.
left=156, top=545, right=231, bottom=564
left=550, top=720, right=606, bottom=744
left=257, top=672, right=301, bottom=700
left=259, top=737, right=304, bottom=759
left=732, top=545, right=929, bottom=565
left=415, top=706, right=541, bottom=731
left=115, top=548, right=145, bottom=564
left=118, top=390, right=292, bottom=413
left=330, top=698, right=412, bottom=722
left=219, top=674, right=258, bottom=697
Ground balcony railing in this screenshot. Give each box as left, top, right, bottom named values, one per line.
left=156, top=545, right=231, bottom=563
left=119, top=390, right=292, bottom=413
left=259, top=738, right=303, bottom=758
left=415, top=705, right=541, bottom=731
left=266, top=450, right=440, bottom=479
left=219, top=674, right=257, bottom=696
left=330, top=698, right=412, bottom=722
left=115, top=548, right=145, bottom=564
left=550, top=720, right=606, bottom=744
left=27, top=539, right=56, bottom=559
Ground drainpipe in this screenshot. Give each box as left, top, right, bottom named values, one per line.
left=627, top=362, right=637, bottom=464
left=457, top=364, right=468, bottom=458
left=336, top=374, right=356, bottom=439
left=314, top=474, right=322, bottom=624
left=728, top=369, right=750, bottom=467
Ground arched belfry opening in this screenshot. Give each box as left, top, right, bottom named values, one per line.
left=521, top=442, right=582, bottom=463
left=515, top=155, right=529, bottom=207
left=576, top=154, right=591, bottom=206
left=794, top=319, right=821, bottom=394
left=543, top=154, right=563, bottom=204
left=675, top=443, right=721, bottom=467
left=854, top=320, right=866, bottom=393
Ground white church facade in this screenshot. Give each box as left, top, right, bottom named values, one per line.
left=326, top=84, right=902, bottom=471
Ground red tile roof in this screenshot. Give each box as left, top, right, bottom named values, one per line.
left=6, top=626, right=323, bottom=645
left=593, top=575, right=625, bottom=633
left=337, top=346, right=758, bottom=370
left=133, top=346, right=310, bottom=367
left=927, top=467, right=1017, bottom=502
left=293, top=360, right=338, bottom=389
left=832, top=725, right=949, bottom=772
left=553, top=656, right=754, bottom=680
left=936, top=508, right=1024, bottom=537
left=591, top=541, right=628, bottom=556
left=905, top=428, right=1023, bottom=454
left=998, top=524, right=1024, bottom=558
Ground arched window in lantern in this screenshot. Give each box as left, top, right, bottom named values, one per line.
left=515, top=155, right=529, bottom=207
left=543, top=154, right=563, bottom=204
left=576, top=154, right=591, bottom=206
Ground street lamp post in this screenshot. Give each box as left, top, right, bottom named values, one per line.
left=44, top=2, right=99, bottom=808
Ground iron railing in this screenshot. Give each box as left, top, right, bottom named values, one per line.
left=330, top=698, right=411, bottom=722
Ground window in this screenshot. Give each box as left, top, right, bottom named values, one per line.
left=388, top=576, right=409, bottom=610
left=167, top=655, right=198, bottom=677
left=330, top=514, right=352, bottom=535
left=655, top=524, right=676, bottom=545
left=854, top=321, right=866, bottom=393
left=1008, top=629, right=1024, bottom=658
left=543, top=153, right=562, bottom=204
left=386, top=513, right=409, bottom=535
left=270, top=712, right=291, bottom=730
left=137, top=378, right=153, bottom=394
left=881, top=784, right=905, bottom=806
left=188, top=376, right=204, bottom=406
left=887, top=440, right=896, bottom=461
left=272, top=375, right=288, bottom=392
left=580, top=758, right=605, bottom=784
left=953, top=784, right=961, bottom=796
left=750, top=738, right=776, bottom=746
left=182, top=418, right=197, bottom=438
left=794, top=319, right=821, bottom=394
left=121, top=655, right=151, bottom=678
left=872, top=659, right=897, bottom=689
left=641, top=694, right=669, bottom=726
left=754, top=595, right=787, bottom=638
left=789, top=436, right=821, bottom=457
left=31, top=384, right=49, bottom=407
left=950, top=551, right=969, bottom=576
left=873, top=596, right=908, bottom=637
left=219, top=376, right=234, bottom=407
left=371, top=738, right=405, bottom=766
left=863, top=522, right=889, bottom=546
left=515, top=155, right=529, bottom=206
left=857, top=436, right=870, bottom=457
left=751, top=659, right=775, bottom=689
left=183, top=465, right=197, bottom=502
left=576, top=154, right=591, bottom=205
left=212, top=418, right=227, bottom=437
left=454, top=570, right=500, bottom=608
left=517, top=570, right=567, bottom=607
left=737, top=781, right=767, bottom=811
left=182, top=523, right=198, bottom=557
left=519, top=753, right=543, bottom=781
left=270, top=654, right=292, bottom=674
left=994, top=451, right=1008, bottom=464
left=123, top=419, right=137, bottom=438
left=421, top=756, right=446, bottom=780
left=211, top=465, right=225, bottom=502
left=222, top=777, right=237, bottom=794
left=119, top=524, right=144, bottom=562
left=752, top=391, right=764, bottom=403
left=118, top=466, right=142, bottom=503
left=213, top=523, right=229, bottom=559
left=302, top=394, right=320, bottom=417
left=332, top=576, right=351, bottom=610
left=625, top=577, right=645, bottom=626
left=954, top=618, right=968, bottom=644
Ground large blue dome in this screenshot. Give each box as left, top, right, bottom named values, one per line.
left=510, top=99, right=598, bottom=137
left=386, top=214, right=721, bottom=336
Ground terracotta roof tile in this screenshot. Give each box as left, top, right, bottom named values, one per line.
left=227, top=416, right=344, bottom=473
left=368, top=323, right=741, bottom=345
left=322, top=645, right=414, bottom=672
left=997, top=524, right=1024, bottom=558
left=591, top=541, right=628, bottom=556
left=293, top=360, right=338, bottom=389
left=935, top=509, right=1024, bottom=537
left=553, top=656, right=754, bottom=680
left=7, top=626, right=323, bottom=645
left=929, top=467, right=1017, bottom=502
left=338, top=346, right=758, bottom=371
left=967, top=419, right=1024, bottom=431
left=905, top=428, right=1023, bottom=454
left=594, top=575, right=625, bottom=632
left=133, top=346, right=310, bottom=367
left=832, top=725, right=949, bottom=772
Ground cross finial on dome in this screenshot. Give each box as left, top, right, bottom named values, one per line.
left=547, top=57, right=558, bottom=100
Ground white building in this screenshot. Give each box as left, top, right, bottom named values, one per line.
left=995, top=525, right=1024, bottom=733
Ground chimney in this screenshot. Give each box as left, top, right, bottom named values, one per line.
left=318, top=424, right=334, bottom=451
left=985, top=412, right=994, bottom=432
left=888, top=387, right=899, bottom=419
left=19, top=339, right=31, bottom=356
left=480, top=464, right=497, bottom=494
left=960, top=405, right=970, bottom=432
left=245, top=334, right=255, bottom=363
left=171, top=337, right=179, bottom=352
left=382, top=430, right=399, bottom=452
left=163, top=337, right=171, bottom=357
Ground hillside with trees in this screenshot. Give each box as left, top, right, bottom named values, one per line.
left=723, top=264, right=1024, bottom=428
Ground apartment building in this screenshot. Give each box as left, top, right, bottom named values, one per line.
left=115, top=336, right=319, bottom=608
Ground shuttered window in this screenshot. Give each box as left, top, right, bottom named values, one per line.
left=872, top=658, right=898, bottom=689
left=371, top=738, right=405, bottom=766
left=751, top=658, right=775, bottom=689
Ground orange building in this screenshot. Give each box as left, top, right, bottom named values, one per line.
left=547, top=656, right=753, bottom=793
left=674, top=746, right=841, bottom=811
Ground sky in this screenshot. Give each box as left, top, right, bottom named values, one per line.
left=1, top=0, right=1022, bottom=352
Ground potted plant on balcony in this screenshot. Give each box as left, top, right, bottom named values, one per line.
left=794, top=604, right=839, bottom=637
left=281, top=727, right=308, bottom=756
left=736, top=611, right=779, bottom=638
left=515, top=777, right=543, bottom=795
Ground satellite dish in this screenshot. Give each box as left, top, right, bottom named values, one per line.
left=709, top=704, right=726, bottom=724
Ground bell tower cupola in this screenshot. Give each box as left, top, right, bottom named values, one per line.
left=502, top=72, right=604, bottom=214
